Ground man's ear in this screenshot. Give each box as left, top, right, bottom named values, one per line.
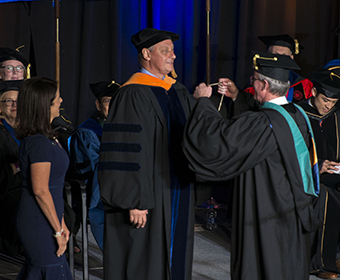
left=262, top=79, right=269, bottom=91
left=311, top=87, right=317, bottom=98
left=95, top=99, right=101, bottom=112
left=141, top=48, right=151, bottom=61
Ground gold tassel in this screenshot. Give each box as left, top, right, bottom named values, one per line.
left=26, top=63, right=31, bottom=79
left=294, top=39, right=299, bottom=55
left=171, top=69, right=177, bottom=79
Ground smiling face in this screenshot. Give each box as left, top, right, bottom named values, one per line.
left=142, top=39, right=176, bottom=79
left=50, top=89, right=63, bottom=122
left=0, top=90, right=18, bottom=124
left=312, top=88, right=339, bottom=116
left=0, top=59, right=25, bottom=81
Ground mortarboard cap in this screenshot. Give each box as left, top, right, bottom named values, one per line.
left=258, top=34, right=302, bottom=55
left=131, top=28, right=179, bottom=53
left=252, top=51, right=300, bottom=82
left=89, top=80, right=121, bottom=100
left=0, top=47, right=29, bottom=67
left=0, top=80, right=23, bottom=94
left=310, top=67, right=340, bottom=99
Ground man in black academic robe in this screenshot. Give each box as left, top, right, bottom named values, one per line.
left=243, top=34, right=313, bottom=103
left=298, top=67, right=340, bottom=279
left=98, top=28, right=196, bottom=280
left=0, top=80, right=23, bottom=257
left=183, top=52, right=321, bottom=280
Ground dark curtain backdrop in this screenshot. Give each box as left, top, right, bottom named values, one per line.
left=0, top=0, right=339, bottom=126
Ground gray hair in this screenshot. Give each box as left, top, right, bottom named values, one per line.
left=138, top=45, right=154, bottom=64
left=258, top=73, right=290, bottom=97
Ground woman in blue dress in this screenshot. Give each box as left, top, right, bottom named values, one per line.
left=15, top=77, right=72, bottom=279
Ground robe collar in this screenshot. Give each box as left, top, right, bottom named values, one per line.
left=302, top=98, right=338, bottom=121
left=123, top=72, right=176, bottom=91
left=268, top=96, right=288, bottom=105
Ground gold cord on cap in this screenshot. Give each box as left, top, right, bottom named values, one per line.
left=294, top=39, right=299, bottom=55
left=328, top=66, right=340, bottom=71
left=253, top=54, right=278, bottom=70
left=15, top=45, right=24, bottom=52
left=330, top=72, right=340, bottom=81
left=15, top=45, right=30, bottom=79
left=107, top=80, right=121, bottom=87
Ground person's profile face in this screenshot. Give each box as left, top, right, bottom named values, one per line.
left=148, top=39, right=176, bottom=79
left=96, top=96, right=112, bottom=119
left=312, top=89, right=338, bottom=116
left=50, top=89, right=63, bottom=123
left=252, top=72, right=266, bottom=103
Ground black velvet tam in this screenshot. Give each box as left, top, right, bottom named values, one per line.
left=89, top=80, right=120, bottom=99
left=0, top=47, right=29, bottom=67
left=310, top=68, right=340, bottom=98
left=252, top=50, right=300, bottom=82
left=258, top=34, right=303, bottom=55
left=0, top=80, right=23, bottom=94
left=131, top=28, right=179, bottom=53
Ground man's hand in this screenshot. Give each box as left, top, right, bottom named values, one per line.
left=129, top=209, right=148, bottom=228
left=218, top=78, right=239, bottom=100
left=193, top=83, right=212, bottom=100
left=320, top=160, right=340, bottom=174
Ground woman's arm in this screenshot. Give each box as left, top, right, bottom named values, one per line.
left=31, top=162, right=68, bottom=257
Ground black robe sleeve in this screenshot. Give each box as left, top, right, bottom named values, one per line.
left=99, top=85, right=158, bottom=210
left=183, top=97, right=275, bottom=182
left=228, top=90, right=259, bottom=118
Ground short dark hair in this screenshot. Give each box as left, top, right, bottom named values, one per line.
left=15, top=77, right=58, bottom=140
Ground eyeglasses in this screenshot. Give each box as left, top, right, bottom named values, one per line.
left=0, top=99, right=17, bottom=106
left=101, top=98, right=112, bottom=106
left=250, top=76, right=263, bottom=85
left=0, top=65, right=25, bottom=73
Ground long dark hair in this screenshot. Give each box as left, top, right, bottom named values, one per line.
left=15, top=77, right=58, bottom=140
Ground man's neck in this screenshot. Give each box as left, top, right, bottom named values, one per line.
left=267, top=95, right=288, bottom=105
left=140, top=67, right=164, bottom=80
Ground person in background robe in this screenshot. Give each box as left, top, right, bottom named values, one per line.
left=0, top=47, right=30, bottom=81
left=0, top=47, right=76, bottom=256
left=0, top=80, right=23, bottom=256
left=220, top=34, right=313, bottom=119
left=298, top=66, right=340, bottom=279
left=243, top=34, right=313, bottom=103
left=183, top=51, right=321, bottom=280
left=68, top=80, right=120, bottom=251
left=98, top=27, right=196, bottom=280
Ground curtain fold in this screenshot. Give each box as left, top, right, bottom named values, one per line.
left=0, top=0, right=338, bottom=126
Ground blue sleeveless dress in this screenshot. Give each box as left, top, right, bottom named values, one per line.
left=16, top=134, right=72, bottom=279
